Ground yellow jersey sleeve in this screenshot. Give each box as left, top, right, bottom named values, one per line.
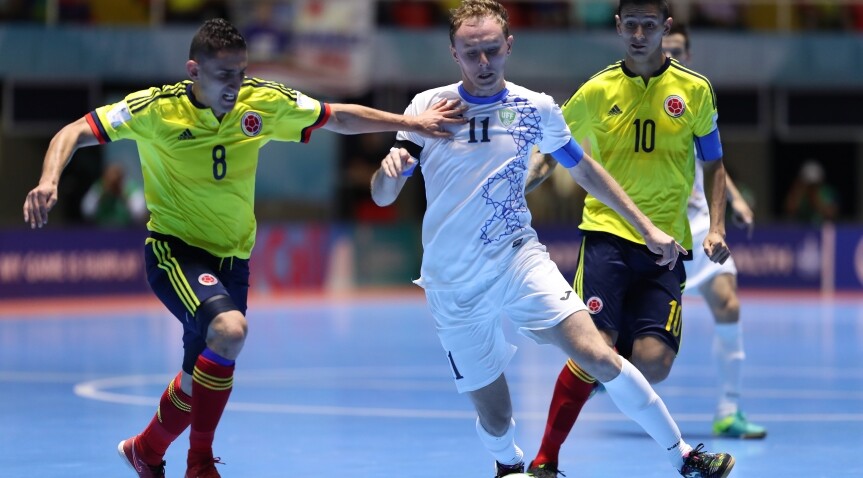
left=88, top=87, right=171, bottom=143
left=242, top=78, right=330, bottom=143
left=562, top=88, right=594, bottom=145
left=692, top=78, right=718, bottom=137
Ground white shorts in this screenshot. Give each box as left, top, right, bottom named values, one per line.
left=423, top=241, right=587, bottom=393
left=684, top=210, right=737, bottom=293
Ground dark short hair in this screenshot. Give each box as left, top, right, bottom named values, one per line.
left=189, top=18, right=247, bottom=61
left=449, top=0, right=510, bottom=46
left=617, top=0, right=670, bottom=20
left=668, top=22, right=690, bottom=51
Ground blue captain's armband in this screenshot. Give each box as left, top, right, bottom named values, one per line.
left=550, top=138, right=584, bottom=168
left=695, top=128, right=723, bottom=161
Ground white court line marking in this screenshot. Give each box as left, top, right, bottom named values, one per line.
left=6, top=365, right=863, bottom=386
left=68, top=370, right=863, bottom=422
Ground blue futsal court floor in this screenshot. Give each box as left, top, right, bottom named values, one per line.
left=1, top=291, right=862, bottom=477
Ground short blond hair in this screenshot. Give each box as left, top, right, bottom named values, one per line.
left=448, top=0, right=510, bottom=45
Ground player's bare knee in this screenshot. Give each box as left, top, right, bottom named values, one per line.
left=211, top=310, right=248, bottom=345
left=716, top=296, right=740, bottom=323
left=180, top=371, right=194, bottom=396
left=707, top=291, right=739, bottom=324
left=630, top=338, right=676, bottom=383
left=705, top=274, right=740, bottom=323
left=631, top=354, right=673, bottom=383
left=196, top=295, right=247, bottom=354
left=639, top=361, right=671, bottom=383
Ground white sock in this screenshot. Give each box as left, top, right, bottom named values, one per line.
left=602, top=357, right=692, bottom=470
left=475, top=417, right=523, bottom=466
left=714, top=322, right=745, bottom=419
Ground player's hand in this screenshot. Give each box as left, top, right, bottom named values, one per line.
left=413, top=99, right=467, bottom=139
left=730, top=198, right=754, bottom=239
left=703, top=231, right=731, bottom=265
left=23, top=182, right=59, bottom=229
left=644, top=227, right=688, bottom=270
left=380, top=148, right=415, bottom=178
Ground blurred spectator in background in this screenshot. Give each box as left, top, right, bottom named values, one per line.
left=80, top=162, right=147, bottom=227
left=380, top=0, right=441, bottom=28
left=88, top=0, right=149, bottom=25
left=58, top=0, right=92, bottom=23
left=165, top=0, right=229, bottom=24
left=796, top=1, right=853, bottom=30
left=571, top=0, right=615, bottom=29
left=0, top=0, right=45, bottom=22
left=851, top=3, right=863, bottom=30
left=784, top=159, right=839, bottom=224
left=691, top=1, right=744, bottom=29
left=243, top=1, right=293, bottom=62
left=523, top=1, right=569, bottom=29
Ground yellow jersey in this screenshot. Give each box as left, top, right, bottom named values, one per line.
left=87, top=79, right=329, bottom=258
left=563, top=58, right=719, bottom=250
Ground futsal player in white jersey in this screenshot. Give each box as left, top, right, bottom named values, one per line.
left=371, top=2, right=735, bottom=477
left=664, top=23, right=766, bottom=440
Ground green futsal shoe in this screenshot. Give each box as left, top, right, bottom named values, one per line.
left=712, top=410, right=767, bottom=439
left=526, top=461, right=565, bottom=478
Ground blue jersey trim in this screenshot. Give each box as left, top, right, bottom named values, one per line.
left=458, top=84, right=509, bottom=104
left=550, top=138, right=584, bottom=168
left=695, top=128, right=723, bottom=161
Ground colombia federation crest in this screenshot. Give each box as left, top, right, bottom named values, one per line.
left=241, top=111, right=263, bottom=137
left=663, top=95, right=686, bottom=118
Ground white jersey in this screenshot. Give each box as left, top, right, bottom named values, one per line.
left=684, top=151, right=738, bottom=290
left=398, top=82, right=570, bottom=289
left=688, top=155, right=709, bottom=220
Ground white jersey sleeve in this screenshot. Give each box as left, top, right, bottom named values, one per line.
left=537, top=100, right=572, bottom=154
left=395, top=94, right=430, bottom=156
left=688, top=153, right=710, bottom=218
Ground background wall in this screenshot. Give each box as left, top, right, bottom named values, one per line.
left=2, top=0, right=862, bottom=295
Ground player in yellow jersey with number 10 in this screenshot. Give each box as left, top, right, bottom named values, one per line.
left=22, top=18, right=465, bottom=478
left=525, top=1, right=735, bottom=477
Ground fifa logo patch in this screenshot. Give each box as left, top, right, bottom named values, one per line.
left=241, top=111, right=263, bottom=137
left=586, top=296, right=603, bottom=314
left=664, top=95, right=686, bottom=118
left=198, top=273, right=219, bottom=286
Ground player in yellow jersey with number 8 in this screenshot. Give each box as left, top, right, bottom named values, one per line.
left=22, top=18, right=465, bottom=478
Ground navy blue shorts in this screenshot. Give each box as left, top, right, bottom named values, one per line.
left=574, top=231, right=687, bottom=358
left=144, top=232, right=249, bottom=374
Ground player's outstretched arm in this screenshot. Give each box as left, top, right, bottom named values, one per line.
left=702, top=158, right=731, bottom=264
left=524, top=147, right=558, bottom=194
left=725, top=174, right=754, bottom=238
left=23, top=116, right=99, bottom=229
left=370, top=148, right=414, bottom=207
left=566, top=150, right=686, bottom=269
left=324, top=99, right=466, bottom=138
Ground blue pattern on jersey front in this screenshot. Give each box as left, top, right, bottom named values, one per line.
left=480, top=95, right=542, bottom=245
